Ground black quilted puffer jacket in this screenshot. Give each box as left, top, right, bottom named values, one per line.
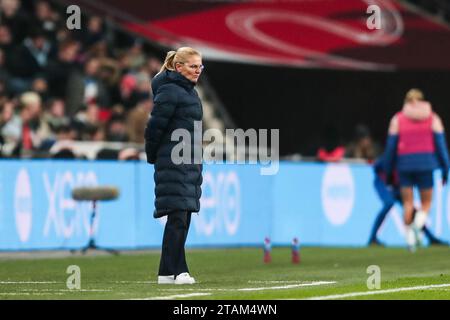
left=145, top=70, right=203, bottom=216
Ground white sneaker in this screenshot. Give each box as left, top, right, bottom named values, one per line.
left=158, top=275, right=175, bottom=284
left=412, top=226, right=423, bottom=247
left=174, top=272, right=196, bottom=285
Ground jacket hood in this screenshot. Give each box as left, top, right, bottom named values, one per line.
left=151, top=70, right=195, bottom=95
left=402, top=100, right=432, bottom=121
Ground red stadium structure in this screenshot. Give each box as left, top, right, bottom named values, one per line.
left=63, top=0, right=450, bottom=70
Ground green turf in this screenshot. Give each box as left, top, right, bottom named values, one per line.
left=1, top=246, right=450, bottom=299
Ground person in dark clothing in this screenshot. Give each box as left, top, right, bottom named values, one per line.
left=10, top=27, right=53, bottom=77
left=105, top=114, right=128, bottom=142
left=368, top=155, right=448, bottom=247
left=0, top=24, right=14, bottom=59
left=45, top=40, right=81, bottom=99
left=0, top=0, right=30, bottom=46
left=345, top=124, right=381, bottom=162
left=145, top=47, right=204, bottom=285
left=31, top=0, right=62, bottom=43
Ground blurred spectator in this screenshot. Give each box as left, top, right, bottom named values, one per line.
left=0, top=84, right=8, bottom=107
left=118, top=147, right=140, bottom=161
left=66, top=57, right=110, bottom=116
left=31, top=77, right=49, bottom=102
left=83, top=124, right=105, bottom=141
left=127, top=39, right=146, bottom=70
left=0, top=0, right=30, bottom=46
left=345, top=124, right=381, bottom=162
left=0, top=100, right=15, bottom=139
left=75, top=102, right=101, bottom=130
left=0, top=100, right=15, bottom=156
left=55, top=123, right=76, bottom=141
left=0, top=24, right=13, bottom=57
left=20, top=91, right=51, bottom=144
left=126, top=95, right=153, bottom=143
left=3, top=92, right=51, bottom=157
left=52, top=147, right=76, bottom=159
left=0, top=48, right=11, bottom=98
left=117, top=49, right=132, bottom=72
left=55, top=23, right=74, bottom=43
left=32, top=0, right=61, bottom=42
left=46, top=39, right=81, bottom=98
left=135, top=69, right=152, bottom=93
left=120, top=68, right=151, bottom=109
left=86, top=39, right=111, bottom=59
left=147, top=56, right=162, bottom=78
left=0, top=100, right=15, bottom=137
left=316, top=124, right=346, bottom=162
left=0, top=0, right=166, bottom=159
left=97, top=57, right=121, bottom=112
left=105, top=113, right=128, bottom=142
left=43, top=98, right=70, bottom=132
left=96, top=148, right=119, bottom=160
left=80, top=15, right=106, bottom=48
left=119, top=73, right=137, bottom=107
left=8, top=26, right=54, bottom=93
left=98, top=58, right=121, bottom=86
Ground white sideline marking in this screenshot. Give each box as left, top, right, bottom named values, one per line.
left=248, top=280, right=315, bottom=284
left=129, top=281, right=335, bottom=299
left=238, top=281, right=336, bottom=291
left=131, top=293, right=211, bottom=300
left=114, top=281, right=156, bottom=284
left=0, top=281, right=59, bottom=284
left=161, top=288, right=233, bottom=291
left=20, top=289, right=112, bottom=292
left=0, top=292, right=65, bottom=296
left=158, top=281, right=336, bottom=292
left=305, top=283, right=450, bottom=300
left=0, top=289, right=112, bottom=296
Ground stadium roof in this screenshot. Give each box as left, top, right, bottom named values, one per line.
left=68, top=0, right=450, bottom=70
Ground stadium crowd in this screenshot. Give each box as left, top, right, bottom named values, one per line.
left=0, top=0, right=385, bottom=163
left=0, top=0, right=161, bottom=160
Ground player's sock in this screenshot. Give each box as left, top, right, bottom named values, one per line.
left=405, top=225, right=417, bottom=252
left=413, top=210, right=428, bottom=230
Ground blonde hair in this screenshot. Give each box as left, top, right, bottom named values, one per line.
left=405, top=88, right=424, bottom=103
left=158, top=47, right=202, bottom=74
left=20, top=91, right=41, bottom=107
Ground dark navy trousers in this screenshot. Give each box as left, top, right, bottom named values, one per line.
left=158, top=211, right=192, bottom=277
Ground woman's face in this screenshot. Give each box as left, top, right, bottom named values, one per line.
left=176, top=55, right=203, bottom=83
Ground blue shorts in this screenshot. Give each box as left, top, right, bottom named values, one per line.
left=398, top=171, right=434, bottom=189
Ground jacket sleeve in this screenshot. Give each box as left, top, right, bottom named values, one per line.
left=434, top=133, right=449, bottom=179
left=432, top=114, right=450, bottom=180
left=373, top=156, right=384, bottom=180
left=144, top=84, right=177, bottom=164
left=384, top=116, right=399, bottom=177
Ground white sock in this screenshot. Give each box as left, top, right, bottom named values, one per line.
left=414, top=210, right=428, bottom=230
left=405, top=225, right=416, bottom=247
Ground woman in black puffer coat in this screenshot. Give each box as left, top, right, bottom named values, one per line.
left=145, top=47, right=203, bottom=285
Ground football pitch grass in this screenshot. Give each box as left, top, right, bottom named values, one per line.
left=1, top=246, right=450, bottom=300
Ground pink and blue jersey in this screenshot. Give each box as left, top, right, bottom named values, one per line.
left=395, top=112, right=438, bottom=171
left=384, top=109, right=449, bottom=178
